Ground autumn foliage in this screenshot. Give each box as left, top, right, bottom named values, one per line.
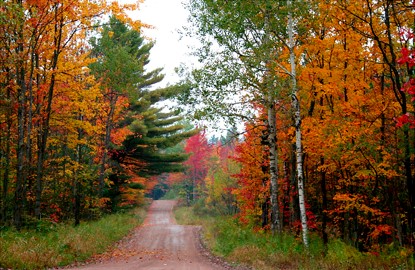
left=0, top=1, right=193, bottom=229
left=181, top=0, right=415, bottom=257
left=1, top=0, right=415, bottom=263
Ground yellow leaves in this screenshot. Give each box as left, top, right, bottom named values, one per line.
left=333, top=193, right=359, bottom=204
left=376, top=161, right=400, bottom=179
left=354, top=169, right=373, bottom=180
left=333, top=193, right=385, bottom=218
left=109, top=1, right=127, bottom=14
left=109, top=1, right=144, bottom=32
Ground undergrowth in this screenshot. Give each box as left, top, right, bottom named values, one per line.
left=0, top=207, right=146, bottom=269
left=174, top=204, right=414, bottom=270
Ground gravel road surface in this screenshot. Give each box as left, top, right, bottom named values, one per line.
left=66, top=200, right=234, bottom=270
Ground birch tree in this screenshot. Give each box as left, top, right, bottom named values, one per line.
left=185, top=0, right=289, bottom=232
left=287, top=0, right=308, bottom=248
left=185, top=0, right=311, bottom=237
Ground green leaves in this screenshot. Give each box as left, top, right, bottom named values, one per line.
left=89, top=17, right=156, bottom=100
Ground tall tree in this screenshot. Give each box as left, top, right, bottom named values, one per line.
left=347, top=0, right=414, bottom=248
left=90, top=18, right=197, bottom=207
left=287, top=0, right=308, bottom=248
left=0, top=0, right=138, bottom=228
left=89, top=16, right=153, bottom=196
left=185, top=0, right=291, bottom=234
left=185, top=0, right=313, bottom=238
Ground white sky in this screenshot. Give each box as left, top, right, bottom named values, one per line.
left=124, top=0, right=198, bottom=87
left=122, top=0, right=231, bottom=136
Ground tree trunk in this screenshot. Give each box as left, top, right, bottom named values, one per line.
left=1, top=81, right=12, bottom=224
left=74, top=115, right=84, bottom=226
left=290, top=144, right=299, bottom=227
left=99, top=94, right=117, bottom=197
left=14, top=72, right=26, bottom=228
left=34, top=5, right=63, bottom=219
left=14, top=8, right=26, bottom=228
left=268, top=99, right=281, bottom=234
left=321, top=157, right=328, bottom=254
left=288, top=0, right=308, bottom=248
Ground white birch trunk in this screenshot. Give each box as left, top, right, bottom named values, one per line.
left=288, top=0, right=309, bottom=248
left=263, top=7, right=281, bottom=235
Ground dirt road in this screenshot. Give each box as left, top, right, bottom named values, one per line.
left=69, top=200, right=230, bottom=270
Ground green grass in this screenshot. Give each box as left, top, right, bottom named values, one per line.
left=174, top=205, right=212, bottom=225
left=174, top=205, right=415, bottom=270
left=161, top=189, right=179, bottom=200
left=0, top=207, right=146, bottom=269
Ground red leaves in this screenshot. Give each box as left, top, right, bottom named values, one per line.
left=49, top=203, right=62, bottom=223
left=397, top=47, right=415, bottom=68
left=396, top=113, right=415, bottom=129
left=396, top=42, right=415, bottom=128
left=184, top=131, right=212, bottom=186
left=402, top=77, right=415, bottom=102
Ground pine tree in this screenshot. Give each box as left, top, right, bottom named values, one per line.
left=122, top=104, right=197, bottom=176
left=89, top=17, right=196, bottom=207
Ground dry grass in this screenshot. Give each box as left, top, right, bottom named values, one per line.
left=228, top=245, right=270, bottom=269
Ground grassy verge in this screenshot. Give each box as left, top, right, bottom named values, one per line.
left=174, top=205, right=414, bottom=270
left=0, top=207, right=146, bottom=269
left=174, top=205, right=213, bottom=225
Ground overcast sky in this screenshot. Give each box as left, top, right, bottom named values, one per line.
left=125, top=0, right=198, bottom=86
left=123, top=0, right=230, bottom=136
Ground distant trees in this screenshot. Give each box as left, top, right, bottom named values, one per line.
left=182, top=131, right=211, bottom=204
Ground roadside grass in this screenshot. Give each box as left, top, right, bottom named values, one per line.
left=0, top=207, right=146, bottom=269
left=174, top=204, right=213, bottom=225
left=161, top=189, right=179, bottom=200
left=174, top=204, right=414, bottom=270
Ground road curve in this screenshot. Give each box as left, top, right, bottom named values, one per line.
left=68, top=200, right=227, bottom=270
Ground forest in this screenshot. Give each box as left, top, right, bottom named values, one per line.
left=1, top=0, right=415, bottom=266
left=0, top=0, right=197, bottom=229
left=176, top=0, right=415, bottom=255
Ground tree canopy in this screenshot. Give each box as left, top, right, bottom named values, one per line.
left=0, top=6, right=195, bottom=227
left=178, top=0, right=415, bottom=253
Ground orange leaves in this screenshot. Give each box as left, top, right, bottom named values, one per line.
left=331, top=192, right=394, bottom=246
left=166, top=172, right=185, bottom=186
left=296, top=1, right=407, bottom=249
left=369, top=224, right=393, bottom=240
left=333, top=194, right=370, bottom=213
left=111, top=127, right=133, bottom=146
left=232, top=120, right=269, bottom=225
left=97, top=197, right=112, bottom=208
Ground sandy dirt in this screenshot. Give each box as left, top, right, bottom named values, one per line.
left=65, top=200, right=234, bottom=270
